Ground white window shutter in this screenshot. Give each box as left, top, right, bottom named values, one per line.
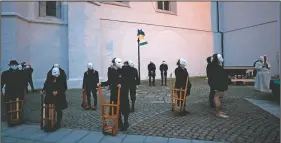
left=39, top=2, right=46, bottom=17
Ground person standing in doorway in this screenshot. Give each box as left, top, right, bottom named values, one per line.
left=148, top=61, right=156, bottom=86
left=160, top=61, right=168, bottom=86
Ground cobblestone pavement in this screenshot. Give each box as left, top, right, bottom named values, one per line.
left=23, top=78, right=280, bottom=143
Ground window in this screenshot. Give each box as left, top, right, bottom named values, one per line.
left=39, top=1, right=61, bottom=18
left=157, top=1, right=170, bottom=11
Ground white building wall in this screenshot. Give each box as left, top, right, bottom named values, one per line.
left=218, top=2, right=280, bottom=75
left=1, top=2, right=69, bottom=89
left=97, top=2, right=214, bottom=81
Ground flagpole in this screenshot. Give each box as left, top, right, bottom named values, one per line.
left=137, top=38, right=141, bottom=84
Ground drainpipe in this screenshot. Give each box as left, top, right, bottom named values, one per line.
left=216, top=1, right=224, bottom=66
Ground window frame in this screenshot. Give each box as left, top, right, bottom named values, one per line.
left=157, top=1, right=170, bottom=11
left=39, top=1, right=62, bottom=19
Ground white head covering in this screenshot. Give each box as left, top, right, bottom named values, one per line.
left=18, top=65, right=22, bottom=70
left=52, top=68, right=60, bottom=77
left=87, top=63, right=93, bottom=70
left=113, top=58, right=123, bottom=69
left=217, top=54, right=224, bottom=63
left=53, top=64, right=60, bottom=68
left=128, top=60, right=134, bottom=67
left=150, top=61, right=153, bottom=63
left=179, top=58, right=186, bottom=68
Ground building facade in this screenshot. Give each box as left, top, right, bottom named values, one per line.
left=1, top=2, right=280, bottom=89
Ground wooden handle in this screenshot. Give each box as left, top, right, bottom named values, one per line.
left=16, top=98, right=19, bottom=119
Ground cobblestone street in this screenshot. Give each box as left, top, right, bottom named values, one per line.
left=23, top=78, right=280, bottom=143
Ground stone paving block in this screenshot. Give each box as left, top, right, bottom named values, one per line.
left=169, top=138, right=191, bottom=143
left=144, top=136, right=168, bottom=143
left=24, top=130, right=49, bottom=141
left=2, top=137, right=20, bottom=143
left=77, top=131, right=104, bottom=143
left=9, top=125, right=40, bottom=139
left=59, top=130, right=90, bottom=143
left=42, top=128, right=73, bottom=142
left=245, top=98, right=280, bottom=118
left=1, top=125, right=27, bottom=137
left=122, top=135, right=147, bottom=143
left=98, top=134, right=127, bottom=143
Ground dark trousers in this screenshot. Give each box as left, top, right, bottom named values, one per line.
left=149, top=76, right=155, bottom=86
left=161, top=72, right=167, bottom=85
left=129, top=85, right=136, bottom=102
left=26, top=78, right=34, bottom=91
left=86, top=88, right=97, bottom=107
left=209, top=87, right=215, bottom=107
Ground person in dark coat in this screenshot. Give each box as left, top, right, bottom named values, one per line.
left=98, top=57, right=130, bottom=131
left=17, top=64, right=27, bottom=100
left=147, top=61, right=156, bottom=86
left=82, top=63, right=99, bottom=110
left=209, top=54, right=229, bottom=118
left=127, top=60, right=139, bottom=112
left=47, top=64, right=67, bottom=90
left=24, top=64, right=35, bottom=92
left=1, top=60, right=25, bottom=126
left=206, top=56, right=215, bottom=108
left=107, top=63, right=113, bottom=90
left=41, top=67, right=68, bottom=129
left=160, top=61, right=168, bottom=86
left=174, top=58, right=192, bottom=114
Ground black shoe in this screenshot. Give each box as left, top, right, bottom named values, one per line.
left=120, top=122, right=129, bottom=131
left=153, top=84, right=156, bottom=86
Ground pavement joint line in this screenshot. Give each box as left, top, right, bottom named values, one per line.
left=75, top=130, right=91, bottom=143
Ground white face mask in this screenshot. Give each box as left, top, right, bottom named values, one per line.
left=179, top=58, right=186, bottom=68
left=53, top=64, right=60, bottom=69
left=18, top=65, right=22, bottom=70
left=217, top=54, right=224, bottom=63
left=128, top=60, right=134, bottom=67
left=114, top=58, right=123, bottom=69
left=162, top=62, right=166, bottom=64
left=52, top=68, right=60, bottom=77
left=87, top=63, right=93, bottom=70
left=10, top=65, right=18, bottom=70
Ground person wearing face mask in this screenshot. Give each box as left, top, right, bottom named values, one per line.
left=82, top=63, right=99, bottom=110
left=206, top=56, right=215, bottom=108
left=98, top=57, right=130, bottom=131
left=1, top=60, right=24, bottom=126
left=147, top=61, right=156, bottom=86
left=160, top=61, right=168, bottom=86
left=254, top=55, right=271, bottom=92
left=23, top=64, right=35, bottom=92
left=209, top=54, right=229, bottom=118
left=41, top=68, right=68, bottom=130
left=175, top=58, right=192, bottom=115
left=126, top=60, right=139, bottom=112
left=46, top=64, right=67, bottom=91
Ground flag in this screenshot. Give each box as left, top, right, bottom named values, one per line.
left=139, top=39, right=148, bottom=46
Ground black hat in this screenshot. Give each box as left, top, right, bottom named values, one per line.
left=9, top=60, right=19, bottom=65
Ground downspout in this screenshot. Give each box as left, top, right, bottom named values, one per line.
left=216, top=1, right=224, bottom=66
